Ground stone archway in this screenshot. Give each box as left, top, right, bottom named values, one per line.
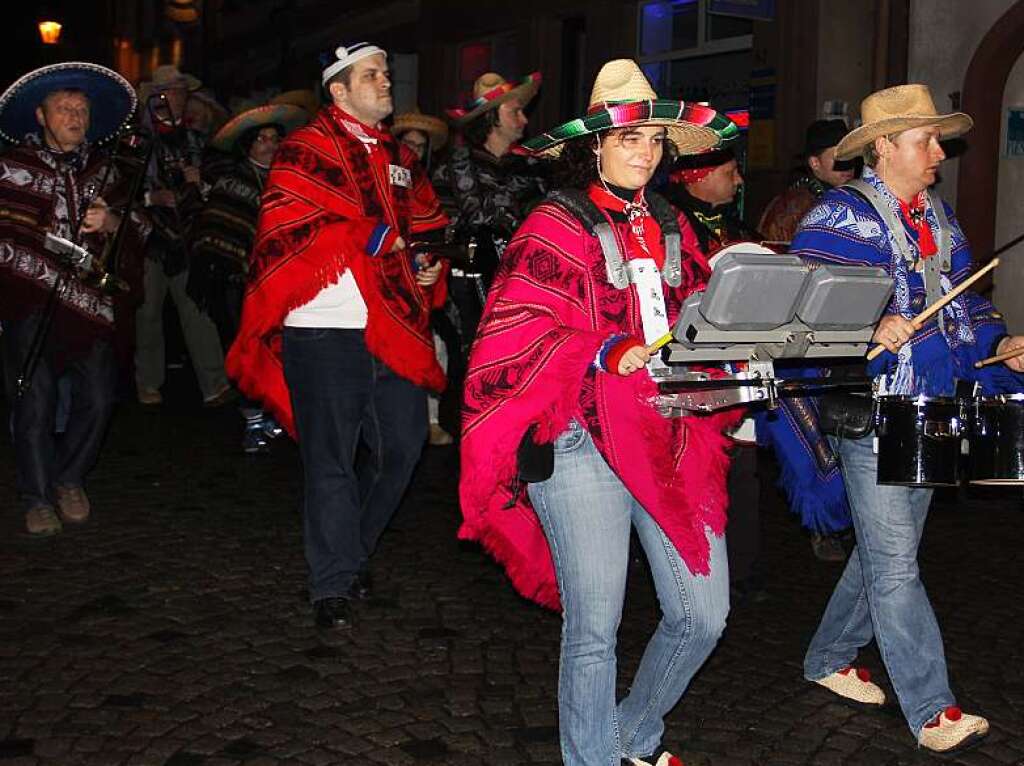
left=956, top=1, right=1024, bottom=267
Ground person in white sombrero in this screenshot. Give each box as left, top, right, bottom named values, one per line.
left=188, top=102, right=308, bottom=453
left=459, top=60, right=738, bottom=766
left=791, top=83, right=1024, bottom=754
left=392, top=108, right=448, bottom=169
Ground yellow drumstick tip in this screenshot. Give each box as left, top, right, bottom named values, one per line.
left=647, top=332, right=674, bottom=353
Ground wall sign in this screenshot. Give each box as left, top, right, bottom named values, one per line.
left=1007, top=107, right=1024, bottom=156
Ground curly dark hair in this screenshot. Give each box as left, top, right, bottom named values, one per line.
left=461, top=108, right=501, bottom=149
left=552, top=128, right=679, bottom=190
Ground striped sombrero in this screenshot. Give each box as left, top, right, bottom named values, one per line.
left=446, top=71, right=541, bottom=124
left=522, top=59, right=736, bottom=157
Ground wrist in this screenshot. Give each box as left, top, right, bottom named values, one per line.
left=992, top=333, right=1010, bottom=357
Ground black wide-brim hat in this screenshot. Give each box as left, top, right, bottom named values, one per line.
left=0, top=61, right=137, bottom=145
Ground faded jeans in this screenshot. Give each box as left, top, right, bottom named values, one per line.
left=528, top=420, right=729, bottom=765
left=804, top=433, right=954, bottom=736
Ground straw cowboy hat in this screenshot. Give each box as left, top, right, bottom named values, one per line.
left=835, top=84, right=973, bottom=161
left=522, top=59, right=736, bottom=158
left=0, top=61, right=136, bottom=145
left=137, top=64, right=201, bottom=105
left=446, top=71, right=541, bottom=124
left=392, top=108, right=448, bottom=150
left=208, top=103, right=309, bottom=153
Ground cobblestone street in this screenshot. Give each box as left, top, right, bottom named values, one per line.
left=2, top=396, right=1023, bottom=766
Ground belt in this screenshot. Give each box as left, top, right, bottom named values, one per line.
left=451, top=268, right=483, bottom=278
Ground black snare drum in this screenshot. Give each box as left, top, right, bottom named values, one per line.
left=968, top=395, right=1024, bottom=485
left=875, top=396, right=964, bottom=486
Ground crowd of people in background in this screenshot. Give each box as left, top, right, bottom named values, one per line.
left=3, top=39, right=1024, bottom=765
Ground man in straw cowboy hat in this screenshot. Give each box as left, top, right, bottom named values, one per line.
left=790, top=84, right=1024, bottom=753
left=226, top=42, right=449, bottom=633
left=135, top=64, right=233, bottom=408
left=0, top=62, right=150, bottom=537
left=459, top=58, right=739, bottom=766
left=433, top=70, right=547, bottom=362
left=188, top=102, right=308, bottom=454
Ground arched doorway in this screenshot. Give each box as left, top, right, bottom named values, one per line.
left=956, top=1, right=1024, bottom=276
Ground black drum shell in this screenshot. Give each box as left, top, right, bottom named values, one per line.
left=968, top=396, right=1024, bottom=485
left=875, top=396, right=962, bottom=487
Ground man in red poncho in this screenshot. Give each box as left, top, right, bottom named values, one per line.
left=227, top=42, right=448, bottom=632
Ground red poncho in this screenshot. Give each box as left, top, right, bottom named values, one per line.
left=226, top=106, right=448, bottom=436
left=459, top=196, right=741, bottom=610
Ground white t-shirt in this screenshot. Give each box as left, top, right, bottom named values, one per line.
left=283, top=270, right=368, bottom=328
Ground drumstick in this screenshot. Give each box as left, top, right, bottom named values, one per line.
left=974, top=344, right=1024, bottom=369
left=645, top=332, right=674, bottom=355
left=866, top=258, right=1000, bottom=361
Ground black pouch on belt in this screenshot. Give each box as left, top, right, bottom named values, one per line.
left=817, top=392, right=874, bottom=439
left=516, top=423, right=554, bottom=482
left=503, top=424, right=554, bottom=509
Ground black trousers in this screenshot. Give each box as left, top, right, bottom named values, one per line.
left=2, top=312, right=116, bottom=513
left=725, top=443, right=761, bottom=584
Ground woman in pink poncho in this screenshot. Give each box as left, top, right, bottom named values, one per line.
left=458, top=59, right=742, bottom=766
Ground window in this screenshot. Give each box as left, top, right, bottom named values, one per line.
left=637, top=0, right=753, bottom=109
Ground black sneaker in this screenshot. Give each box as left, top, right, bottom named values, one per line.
left=314, top=597, right=354, bottom=630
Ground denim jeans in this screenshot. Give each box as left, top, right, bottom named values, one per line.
left=804, top=433, right=954, bottom=736
left=1, top=312, right=116, bottom=513
left=528, top=420, right=729, bottom=766
left=282, top=328, right=427, bottom=602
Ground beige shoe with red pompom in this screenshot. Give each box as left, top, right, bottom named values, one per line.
left=624, top=753, right=684, bottom=766
left=815, top=666, right=886, bottom=705
left=918, top=706, right=989, bottom=753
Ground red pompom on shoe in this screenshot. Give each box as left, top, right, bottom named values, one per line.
left=925, top=706, right=963, bottom=728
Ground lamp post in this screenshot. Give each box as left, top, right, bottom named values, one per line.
left=38, top=20, right=62, bottom=45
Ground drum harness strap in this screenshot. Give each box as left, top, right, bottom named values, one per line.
left=546, top=188, right=683, bottom=289
left=843, top=179, right=952, bottom=337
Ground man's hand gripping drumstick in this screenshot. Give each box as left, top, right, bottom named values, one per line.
left=866, top=258, right=1000, bottom=361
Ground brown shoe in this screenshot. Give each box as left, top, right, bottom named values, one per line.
left=203, top=384, right=238, bottom=408
left=55, top=486, right=90, bottom=524
left=918, top=707, right=988, bottom=753
left=138, top=387, right=162, bottom=405
left=25, top=506, right=62, bottom=537
left=428, top=423, right=453, bottom=446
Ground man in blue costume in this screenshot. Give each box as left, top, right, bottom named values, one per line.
left=791, top=84, right=1024, bottom=754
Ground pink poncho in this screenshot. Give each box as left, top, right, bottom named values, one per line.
left=458, top=197, right=741, bottom=610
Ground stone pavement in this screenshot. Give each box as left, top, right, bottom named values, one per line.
left=1, top=397, right=1024, bottom=766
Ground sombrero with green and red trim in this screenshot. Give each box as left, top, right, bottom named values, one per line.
left=522, top=59, right=737, bottom=157
left=446, top=71, right=541, bottom=124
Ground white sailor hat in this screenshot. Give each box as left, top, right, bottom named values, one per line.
left=321, top=42, right=387, bottom=86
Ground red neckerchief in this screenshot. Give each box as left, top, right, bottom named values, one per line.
left=588, top=184, right=665, bottom=268
left=898, top=192, right=937, bottom=259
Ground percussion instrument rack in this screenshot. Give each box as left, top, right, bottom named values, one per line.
left=647, top=249, right=891, bottom=415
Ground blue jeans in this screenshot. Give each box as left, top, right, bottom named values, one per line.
left=282, top=328, right=427, bottom=602
left=528, top=420, right=729, bottom=766
left=804, top=433, right=954, bottom=736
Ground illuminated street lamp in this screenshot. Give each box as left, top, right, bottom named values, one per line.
left=38, top=20, right=62, bottom=45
